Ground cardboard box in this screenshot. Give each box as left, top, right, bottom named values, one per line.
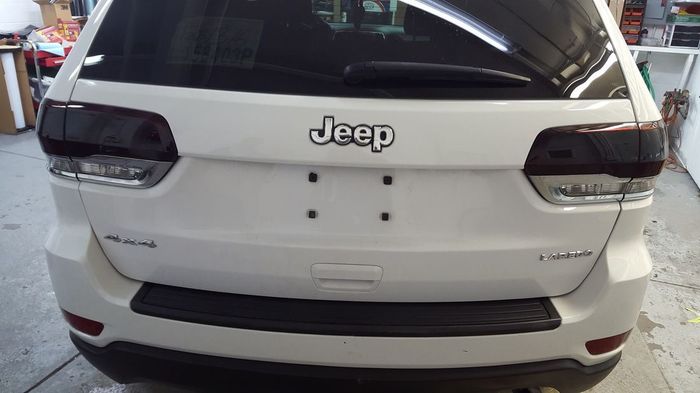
left=29, top=25, right=64, bottom=43
left=57, top=19, right=81, bottom=41
left=32, top=0, right=73, bottom=27
left=0, top=46, right=37, bottom=134
left=608, top=0, right=624, bottom=25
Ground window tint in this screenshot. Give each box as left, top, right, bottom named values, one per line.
left=81, top=0, right=628, bottom=100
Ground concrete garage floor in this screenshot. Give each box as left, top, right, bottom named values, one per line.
left=0, top=131, right=697, bottom=393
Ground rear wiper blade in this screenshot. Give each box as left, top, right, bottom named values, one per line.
left=344, top=61, right=531, bottom=87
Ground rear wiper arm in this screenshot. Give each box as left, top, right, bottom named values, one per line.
left=344, top=61, right=531, bottom=87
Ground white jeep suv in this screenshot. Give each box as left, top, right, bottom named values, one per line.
left=38, top=0, right=666, bottom=392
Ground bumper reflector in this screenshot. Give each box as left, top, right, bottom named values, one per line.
left=585, top=330, right=631, bottom=355
left=61, top=309, right=104, bottom=336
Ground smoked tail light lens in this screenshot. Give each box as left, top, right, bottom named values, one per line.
left=61, top=309, right=104, bottom=336
left=37, top=100, right=177, bottom=188
left=37, top=100, right=68, bottom=156
left=586, top=330, right=632, bottom=355
left=525, top=122, right=667, bottom=204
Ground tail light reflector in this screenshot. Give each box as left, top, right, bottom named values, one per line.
left=525, top=122, right=667, bottom=204
left=37, top=100, right=177, bottom=188
left=586, top=330, right=632, bottom=355
left=61, top=309, right=104, bottom=336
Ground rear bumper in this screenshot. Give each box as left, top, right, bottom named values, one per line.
left=46, top=177, right=652, bottom=387
left=131, top=282, right=561, bottom=337
left=71, top=332, right=619, bottom=393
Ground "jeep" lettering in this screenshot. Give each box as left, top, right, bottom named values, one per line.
left=310, top=116, right=394, bottom=153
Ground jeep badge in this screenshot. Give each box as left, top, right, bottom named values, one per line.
left=310, top=116, right=394, bottom=153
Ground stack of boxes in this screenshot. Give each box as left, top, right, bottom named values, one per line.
left=0, top=45, right=36, bottom=134
left=0, top=0, right=78, bottom=133
left=32, top=0, right=74, bottom=27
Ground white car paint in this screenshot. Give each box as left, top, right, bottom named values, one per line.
left=42, top=0, right=662, bottom=377
left=46, top=175, right=652, bottom=368
left=70, top=78, right=633, bottom=301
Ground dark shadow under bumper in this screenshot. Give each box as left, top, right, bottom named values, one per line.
left=71, top=332, right=620, bottom=393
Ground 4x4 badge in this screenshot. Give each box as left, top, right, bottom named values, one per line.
left=104, top=234, right=157, bottom=248
left=310, top=116, right=394, bottom=152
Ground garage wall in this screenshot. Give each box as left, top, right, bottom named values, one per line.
left=675, top=61, right=700, bottom=188
left=636, top=52, right=687, bottom=106
left=0, top=0, right=42, bottom=32
left=627, top=51, right=700, bottom=188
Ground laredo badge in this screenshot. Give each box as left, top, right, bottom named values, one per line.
left=540, top=250, right=593, bottom=261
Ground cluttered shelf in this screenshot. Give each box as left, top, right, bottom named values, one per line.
left=614, top=0, right=700, bottom=48
left=665, top=0, right=700, bottom=47
left=620, top=0, right=648, bottom=44
left=24, top=46, right=72, bottom=68
left=0, top=1, right=85, bottom=134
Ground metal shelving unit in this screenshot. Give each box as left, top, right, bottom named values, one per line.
left=663, top=0, right=700, bottom=48
left=621, top=0, right=648, bottom=45
left=664, top=23, right=700, bottom=47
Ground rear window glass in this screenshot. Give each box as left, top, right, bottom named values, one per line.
left=81, top=0, right=628, bottom=100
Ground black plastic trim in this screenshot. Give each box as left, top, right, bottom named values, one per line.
left=71, top=332, right=620, bottom=393
left=131, top=283, right=561, bottom=337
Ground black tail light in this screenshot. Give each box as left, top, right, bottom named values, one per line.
left=525, top=122, right=667, bottom=204
left=37, top=100, right=178, bottom=188
left=37, top=100, right=68, bottom=156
